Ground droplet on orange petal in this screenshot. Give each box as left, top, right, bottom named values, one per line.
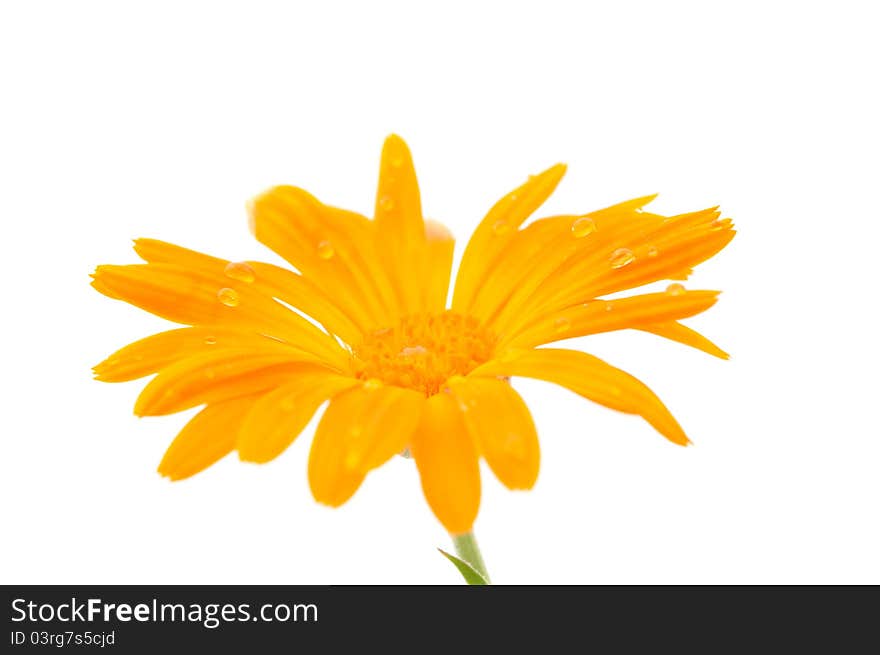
left=570, top=217, right=596, bottom=238
left=363, top=378, right=383, bottom=391
left=609, top=248, right=636, bottom=269
left=217, top=287, right=240, bottom=307
left=553, top=317, right=570, bottom=333
left=492, top=220, right=511, bottom=235
left=666, top=283, right=686, bottom=296
left=317, top=240, right=335, bottom=260
left=223, top=261, right=255, bottom=284
left=379, top=195, right=395, bottom=212
left=647, top=246, right=659, bottom=258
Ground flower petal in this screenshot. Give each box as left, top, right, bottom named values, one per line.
left=492, top=204, right=734, bottom=336
left=157, top=394, right=259, bottom=481
left=452, top=163, right=567, bottom=313
left=93, top=327, right=289, bottom=382
left=135, top=349, right=326, bottom=416
left=472, top=348, right=689, bottom=446
left=307, top=384, right=424, bottom=507
left=423, top=220, right=455, bottom=312
left=410, top=392, right=481, bottom=535
left=373, top=134, right=428, bottom=313
left=237, top=371, right=361, bottom=464
left=447, top=377, right=539, bottom=490
left=134, top=239, right=363, bottom=345
left=92, top=263, right=349, bottom=368
left=502, top=290, right=721, bottom=349
left=249, top=185, right=398, bottom=328
left=638, top=321, right=730, bottom=359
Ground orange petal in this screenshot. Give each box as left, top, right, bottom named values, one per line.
left=249, top=185, right=398, bottom=328
left=92, top=263, right=348, bottom=368
left=452, top=163, right=567, bottom=313
left=502, top=290, right=721, bottom=349
left=93, top=327, right=291, bottom=382
left=135, top=349, right=325, bottom=416
left=423, top=220, right=455, bottom=312
left=410, top=392, right=481, bottom=535
left=307, top=384, right=424, bottom=507
left=492, top=204, right=734, bottom=336
left=472, top=348, right=689, bottom=446
left=373, top=134, right=428, bottom=313
left=447, top=377, right=540, bottom=490
left=135, top=239, right=363, bottom=345
left=237, top=371, right=360, bottom=464
left=467, top=214, right=569, bottom=323
left=157, top=394, right=259, bottom=481
left=638, top=321, right=730, bottom=359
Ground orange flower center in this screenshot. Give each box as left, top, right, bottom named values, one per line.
left=353, top=311, right=496, bottom=395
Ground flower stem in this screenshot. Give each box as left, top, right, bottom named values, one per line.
left=452, top=531, right=490, bottom=583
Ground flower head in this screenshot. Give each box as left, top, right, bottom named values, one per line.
left=92, top=135, right=734, bottom=534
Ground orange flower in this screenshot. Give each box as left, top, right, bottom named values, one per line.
left=92, top=135, right=734, bottom=535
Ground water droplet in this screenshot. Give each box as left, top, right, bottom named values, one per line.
left=204, top=336, right=218, bottom=346
left=501, top=434, right=526, bottom=459
left=317, top=240, right=335, bottom=260
left=379, top=195, right=395, bottom=212
left=363, top=378, right=383, bottom=391
left=217, top=287, right=240, bottom=307
left=223, top=261, right=255, bottom=283
left=666, top=283, right=686, bottom=296
left=709, top=219, right=727, bottom=231
left=609, top=248, right=636, bottom=269
left=553, top=317, right=570, bottom=333
left=570, top=217, right=596, bottom=238
left=344, top=450, right=361, bottom=470
left=399, top=345, right=428, bottom=358
left=390, top=155, right=404, bottom=168
left=509, top=193, right=519, bottom=201
left=604, top=301, right=614, bottom=312
left=492, top=220, right=511, bottom=235
left=647, top=246, right=659, bottom=258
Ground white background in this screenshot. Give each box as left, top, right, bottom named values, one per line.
left=2, top=1, right=878, bottom=584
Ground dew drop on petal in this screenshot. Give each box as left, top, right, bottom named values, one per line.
left=317, top=240, right=335, bottom=260
left=604, top=301, right=614, bottom=312
left=217, top=287, right=240, bottom=307
left=390, top=155, right=404, bottom=168
left=343, top=450, right=361, bottom=470
left=553, top=317, right=570, bottom=333
left=609, top=248, right=636, bottom=269
left=666, top=283, right=686, bottom=296
left=379, top=195, right=395, bottom=212
left=224, top=261, right=255, bottom=283
left=647, top=246, right=659, bottom=258
left=501, top=434, right=526, bottom=459
left=570, top=217, right=596, bottom=238
left=492, top=220, right=511, bottom=235
left=204, top=336, right=218, bottom=346
left=363, top=378, right=383, bottom=391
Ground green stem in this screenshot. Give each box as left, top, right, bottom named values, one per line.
left=452, top=532, right=490, bottom=583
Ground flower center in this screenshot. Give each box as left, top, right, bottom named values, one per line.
left=353, top=311, right=496, bottom=396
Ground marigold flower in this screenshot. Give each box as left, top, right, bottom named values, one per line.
left=92, top=135, right=734, bottom=536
